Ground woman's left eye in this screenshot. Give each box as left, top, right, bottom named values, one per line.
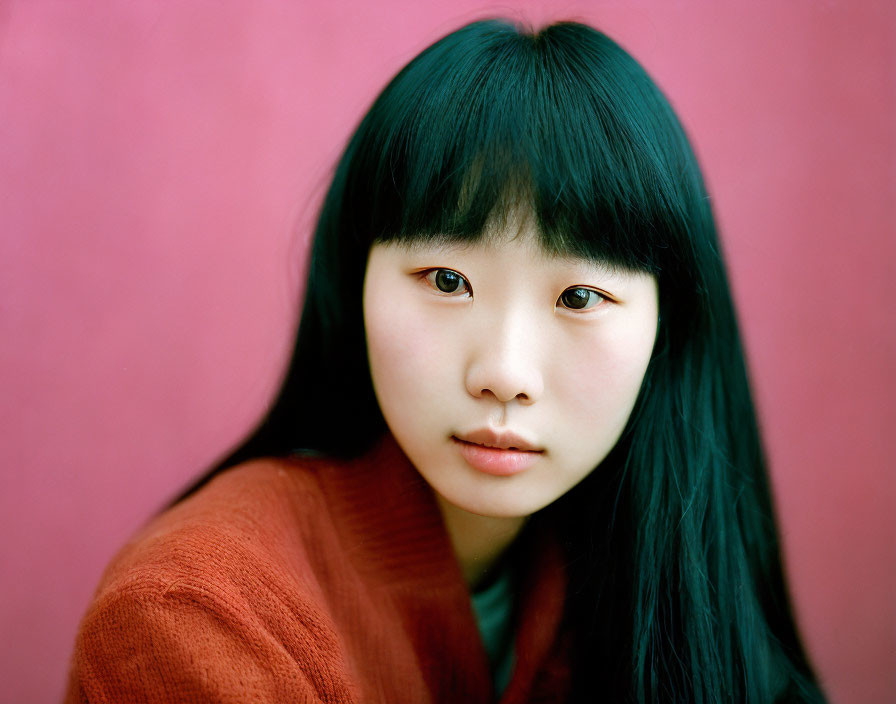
left=558, top=287, right=606, bottom=311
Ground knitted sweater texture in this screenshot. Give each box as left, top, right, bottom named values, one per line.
left=65, top=433, right=571, bottom=703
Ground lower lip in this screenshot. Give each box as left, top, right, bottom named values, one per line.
left=452, top=437, right=542, bottom=476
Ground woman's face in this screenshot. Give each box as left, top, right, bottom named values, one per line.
left=363, top=213, right=659, bottom=521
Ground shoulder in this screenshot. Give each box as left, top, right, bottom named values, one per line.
left=67, top=455, right=358, bottom=702
left=96, top=455, right=348, bottom=600
left=68, top=561, right=353, bottom=703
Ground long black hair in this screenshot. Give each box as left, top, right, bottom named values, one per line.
left=174, top=19, right=825, bottom=703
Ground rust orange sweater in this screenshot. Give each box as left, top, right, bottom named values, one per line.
left=65, top=433, right=571, bottom=703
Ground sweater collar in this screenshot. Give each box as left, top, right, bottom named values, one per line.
left=319, top=431, right=466, bottom=587
left=314, top=432, right=570, bottom=700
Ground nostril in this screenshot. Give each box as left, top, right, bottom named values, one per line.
left=475, top=389, right=534, bottom=403
left=467, top=371, right=542, bottom=404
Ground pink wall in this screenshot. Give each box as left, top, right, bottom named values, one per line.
left=1, top=2, right=893, bottom=701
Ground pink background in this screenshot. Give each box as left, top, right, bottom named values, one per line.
left=2, top=1, right=893, bottom=702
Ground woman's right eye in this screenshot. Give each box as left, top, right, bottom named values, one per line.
left=422, top=268, right=472, bottom=296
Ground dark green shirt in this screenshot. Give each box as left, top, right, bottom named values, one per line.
left=470, top=565, right=516, bottom=697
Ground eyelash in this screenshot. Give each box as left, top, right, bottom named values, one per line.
left=419, top=268, right=610, bottom=311
left=557, top=287, right=608, bottom=311
left=422, top=268, right=472, bottom=297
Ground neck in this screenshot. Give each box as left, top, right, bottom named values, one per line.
left=434, top=495, right=527, bottom=591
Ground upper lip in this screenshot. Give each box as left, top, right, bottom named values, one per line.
left=453, top=428, right=543, bottom=452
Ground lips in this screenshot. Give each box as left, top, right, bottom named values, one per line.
left=451, top=428, right=544, bottom=476
left=453, top=428, right=543, bottom=453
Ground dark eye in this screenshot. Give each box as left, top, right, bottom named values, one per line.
left=435, top=269, right=461, bottom=292
left=558, top=287, right=605, bottom=310
left=423, top=269, right=471, bottom=296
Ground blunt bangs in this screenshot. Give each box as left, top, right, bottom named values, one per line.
left=341, top=20, right=706, bottom=276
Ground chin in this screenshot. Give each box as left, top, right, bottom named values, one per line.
left=437, top=483, right=554, bottom=520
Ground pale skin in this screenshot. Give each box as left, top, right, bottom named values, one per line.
left=363, top=209, right=659, bottom=589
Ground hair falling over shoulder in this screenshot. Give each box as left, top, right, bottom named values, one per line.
left=175, top=18, right=826, bottom=703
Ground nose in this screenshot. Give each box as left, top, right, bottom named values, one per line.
left=464, top=313, right=544, bottom=405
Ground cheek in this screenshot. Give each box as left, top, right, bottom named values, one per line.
left=364, top=300, right=457, bottom=421
left=554, top=324, right=655, bottom=431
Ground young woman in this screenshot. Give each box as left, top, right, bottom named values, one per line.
left=66, top=18, right=826, bottom=703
